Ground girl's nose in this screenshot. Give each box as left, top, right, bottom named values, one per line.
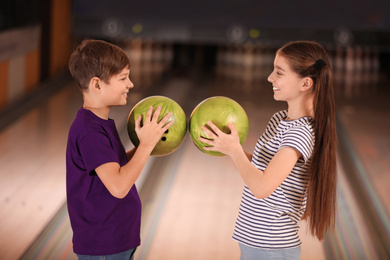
left=267, top=73, right=273, bottom=83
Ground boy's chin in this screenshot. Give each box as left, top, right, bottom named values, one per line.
left=111, top=101, right=127, bottom=107
left=119, top=98, right=128, bottom=106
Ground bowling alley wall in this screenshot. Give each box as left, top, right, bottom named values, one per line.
left=0, top=0, right=72, bottom=111
left=1, top=0, right=390, bottom=113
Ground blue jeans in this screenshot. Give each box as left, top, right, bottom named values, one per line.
left=239, top=243, right=301, bottom=260
left=77, top=248, right=136, bottom=260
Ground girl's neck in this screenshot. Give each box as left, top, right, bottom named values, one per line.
left=286, top=96, right=314, bottom=120
left=286, top=109, right=314, bottom=120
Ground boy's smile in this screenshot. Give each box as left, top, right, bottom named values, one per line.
left=100, top=67, right=133, bottom=107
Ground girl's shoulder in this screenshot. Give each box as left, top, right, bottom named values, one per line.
left=268, top=110, right=314, bottom=135
left=270, top=110, right=288, bottom=121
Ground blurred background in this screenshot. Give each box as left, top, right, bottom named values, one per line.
left=0, top=0, right=389, bottom=259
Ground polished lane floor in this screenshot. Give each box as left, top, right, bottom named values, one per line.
left=1, top=44, right=389, bottom=260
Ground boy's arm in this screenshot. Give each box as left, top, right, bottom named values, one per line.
left=126, top=147, right=137, bottom=161
left=95, top=144, right=154, bottom=198
left=96, top=106, right=173, bottom=198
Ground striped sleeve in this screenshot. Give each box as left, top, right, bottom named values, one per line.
left=280, top=125, right=314, bottom=163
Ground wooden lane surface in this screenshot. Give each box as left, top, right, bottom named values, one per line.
left=0, top=75, right=326, bottom=260
left=135, top=76, right=326, bottom=260
left=0, top=84, right=81, bottom=259
left=136, top=136, right=326, bottom=260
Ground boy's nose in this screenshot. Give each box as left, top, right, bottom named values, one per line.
left=128, top=80, right=134, bottom=89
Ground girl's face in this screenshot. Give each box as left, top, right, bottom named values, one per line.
left=267, top=54, right=306, bottom=102
left=100, top=66, right=134, bottom=107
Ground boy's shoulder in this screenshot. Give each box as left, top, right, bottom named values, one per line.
left=69, top=108, right=107, bottom=137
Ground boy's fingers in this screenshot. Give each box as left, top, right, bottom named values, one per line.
left=151, top=106, right=162, bottom=122
left=159, top=112, right=173, bottom=126
left=162, top=119, right=174, bottom=131
left=135, top=115, right=142, bottom=129
left=144, top=106, right=154, bottom=123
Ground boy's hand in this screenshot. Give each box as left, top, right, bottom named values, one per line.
left=135, top=106, right=174, bottom=151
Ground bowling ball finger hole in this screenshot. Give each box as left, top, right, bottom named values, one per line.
left=165, top=130, right=169, bottom=134
left=161, top=137, right=167, bottom=141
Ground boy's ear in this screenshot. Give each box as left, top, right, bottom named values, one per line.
left=301, top=77, right=314, bottom=91
left=89, top=77, right=101, bottom=93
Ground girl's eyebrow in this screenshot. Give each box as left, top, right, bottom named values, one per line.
left=275, top=65, right=285, bottom=71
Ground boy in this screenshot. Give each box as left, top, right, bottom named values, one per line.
left=66, top=39, right=173, bottom=259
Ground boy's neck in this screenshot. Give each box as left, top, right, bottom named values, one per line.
left=83, top=105, right=110, bottom=120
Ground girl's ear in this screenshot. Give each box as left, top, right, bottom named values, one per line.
left=301, top=77, right=314, bottom=92
left=89, top=77, right=101, bottom=93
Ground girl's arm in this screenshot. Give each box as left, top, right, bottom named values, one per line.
left=200, top=121, right=300, bottom=199
left=245, top=151, right=253, bottom=161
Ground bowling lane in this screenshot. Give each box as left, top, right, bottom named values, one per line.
left=0, top=79, right=81, bottom=259
left=135, top=44, right=390, bottom=259
left=13, top=70, right=325, bottom=260
left=2, top=41, right=389, bottom=259
left=135, top=70, right=326, bottom=260
left=0, top=41, right=173, bottom=259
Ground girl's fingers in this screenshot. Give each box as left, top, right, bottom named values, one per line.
left=198, top=136, right=213, bottom=145
left=205, top=121, right=221, bottom=136
left=200, top=125, right=214, bottom=139
left=228, top=122, right=238, bottom=135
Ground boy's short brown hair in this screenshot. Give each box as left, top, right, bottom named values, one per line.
left=69, top=39, right=130, bottom=91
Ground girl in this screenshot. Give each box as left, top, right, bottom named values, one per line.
left=199, top=41, right=337, bottom=259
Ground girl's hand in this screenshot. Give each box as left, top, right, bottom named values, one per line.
left=135, top=106, right=174, bottom=150
left=198, top=121, right=241, bottom=157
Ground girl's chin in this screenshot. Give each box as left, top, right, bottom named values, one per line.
left=273, top=95, right=285, bottom=102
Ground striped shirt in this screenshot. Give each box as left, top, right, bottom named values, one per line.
left=232, top=110, right=315, bottom=249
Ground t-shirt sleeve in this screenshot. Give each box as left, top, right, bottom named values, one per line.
left=79, top=131, right=119, bottom=174
left=280, top=126, right=314, bottom=163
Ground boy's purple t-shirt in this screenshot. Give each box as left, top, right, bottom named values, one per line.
left=66, top=108, right=141, bottom=255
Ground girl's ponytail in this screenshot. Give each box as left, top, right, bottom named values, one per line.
left=304, top=61, right=337, bottom=240
left=278, top=41, right=338, bottom=240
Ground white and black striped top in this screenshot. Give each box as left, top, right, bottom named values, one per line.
left=232, top=110, right=315, bottom=249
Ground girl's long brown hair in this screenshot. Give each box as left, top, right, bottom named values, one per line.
left=278, top=41, right=337, bottom=240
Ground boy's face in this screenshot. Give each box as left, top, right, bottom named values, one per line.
left=99, top=67, right=133, bottom=107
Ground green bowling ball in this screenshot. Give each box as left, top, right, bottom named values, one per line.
left=127, top=96, right=187, bottom=156
left=189, top=96, right=249, bottom=157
